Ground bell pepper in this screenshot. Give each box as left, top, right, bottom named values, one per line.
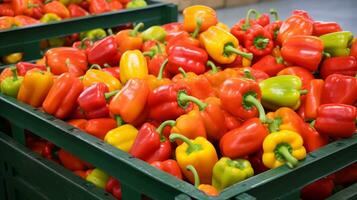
left=166, top=31, right=200, bottom=54
left=321, top=74, right=357, bottom=105
left=320, top=31, right=353, bottom=57
left=129, top=122, right=171, bottom=163
left=142, top=40, right=166, bottom=57
left=334, top=163, right=357, bottom=185
left=281, top=35, right=323, bottom=71
left=68, top=118, right=87, bottom=131
left=88, top=36, right=120, bottom=67
left=82, top=65, right=122, bottom=92
left=304, top=79, right=324, bottom=120
left=263, top=130, right=306, bottom=168
left=300, top=122, right=328, bottom=153
left=313, top=21, right=342, bottom=36
left=114, top=23, right=144, bottom=53
left=105, top=177, right=121, bottom=200
left=80, top=28, right=107, bottom=42
left=220, top=118, right=268, bottom=158
left=68, top=3, right=88, bottom=18
left=42, top=73, right=83, bottom=119
left=264, top=9, right=282, bottom=43
left=126, top=0, right=147, bottom=9
left=86, top=168, right=109, bottom=189
left=0, top=17, right=18, bottom=30
left=0, top=67, right=23, bottom=98
left=89, top=0, right=110, bottom=14
left=141, top=26, right=166, bottom=42
left=162, top=22, right=184, bottom=39
left=222, top=110, right=242, bottom=131
left=40, top=13, right=61, bottom=23
left=200, top=26, right=253, bottom=64
left=0, top=3, right=14, bottom=17
left=230, top=9, right=259, bottom=44
left=108, top=0, right=123, bottom=11
left=277, top=11, right=313, bottom=44
left=72, top=39, right=93, bottom=54
left=186, top=165, right=218, bottom=196
left=320, top=56, right=357, bottom=79
left=104, top=123, right=138, bottom=152
left=266, top=107, right=304, bottom=134
left=277, top=66, right=314, bottom=90
left=12, top=0, right=36, bottom=16
left=45, top=47, right=88, bottom=76
left=43, top=0, right=70, bottom=19
left=145, top=59, right=171, bottom=90
left=16, top=62, right=46, bottom=76
left=146, top=53, right=171, bottom=82
left=252, top=55, right=285, bottom=76
left=83, top=118, right=117, bottom=140
left=151, top=159, right=182, bottom=180
left=314, top=104, right=356, bottom=138
left=102, top=67, right=120, bottom=80
left=29, top=0, right=43, bottom=20
left=58, top=148, right=91, bottom=171
left=221, top=46, right=252, bottom=68
left=301, top=178, right=334, bottom=200
left=108, top=78, right=149, bottom=123
left=169, top=133, right=218, bottom=184
left=248, top=150, right=269, bottom=174
left=255, top=11, right=270, bottom=27
left=244, top=24, right=274, bottom=56
left=219, top=77, right=266, bottom=121
left=17, top=69, right=54, bottom=107
left=119, top=50, right=148, bottom=84
left=183, top=5, right=217, bottom=34
left=260, top=75, right=307, bottom=110
left=2, top=52, right=23, bottom=64
left=351, top=38, right=357, bottom=58
left=167, top=44, right=208, bottom=75
left=212, top=157, right=254, bottom=192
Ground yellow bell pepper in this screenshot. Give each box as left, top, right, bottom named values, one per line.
left=183, top=5, right=218, bottom=34
left=104, top=124, right=138, bottom=152
left=82, top=65, right=121, bottom=91
left=119, top=50, right=148, bottom=84
left=169, top=133, right=218, bottom=184
left=263, top=130, right=306, bottom=169
left=17, top=69, right=54, bottom=107
left=2, top=53, right=23, bottom=64
left=216, top=22, right=230, bottom=32
left=199, top=26, right=253, bottom=64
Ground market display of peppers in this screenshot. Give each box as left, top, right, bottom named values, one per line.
left=1, top=4, right=357, bottom=199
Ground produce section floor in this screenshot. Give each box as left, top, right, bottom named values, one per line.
left=179, top=0, right=357, bottom=34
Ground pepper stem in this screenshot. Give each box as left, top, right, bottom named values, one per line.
left=300, top=90, right=308, bottom=95
left=322, top=51, right=331, bottom=58
left=89, top=64, right=102, bottom=70
left=156, top=120, right=176, bottom=141
left=178, top=67, right=187, bottom=78
left=269, top=9, right=280, bottom=21
left=243, top=69, right=255, bottom=80
left=242, top=9, right=257, bottom=30
left=156, top=43, right=162, bottom=54
left=177, top=91, right=207, bottom=111
left=275, top=56, right=283, bottom=64
left=310, top=120, right=316, bottom=128
left=169, top=133, right=202, bottom=154
left=277, top=145, right=299, bottom=168
left=143, top=51, right=155, bottom=58
left=10, top=67, right=18, bottom=81
left=115, top=115, right=124, bottom=127
left=107, top=28, right=114, bottom=36
left=224, top=44, right=253, bottom=60
left=207, top=61, right=218, bottom=74
left=157, top=59, right=168, bottom=80
left=254, top=38, right=269, bottom=49
left=129, top=22, right=144, bottom=37
left=104, top=90, right=119, bottom=100
left=245, top=95, right=266, bottom=123
left=191, top=18, right=202, bottom=39
left=186, top=165, right=200, bottom=188
left=268, top=117, right=282, bottom=133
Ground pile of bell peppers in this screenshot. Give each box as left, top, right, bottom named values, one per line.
left=2, top=5, right=357, bottom=199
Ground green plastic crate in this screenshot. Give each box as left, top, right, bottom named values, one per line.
left=0, top=93, right=356, bottom=200
left=0, top=0, right=178, bottom=62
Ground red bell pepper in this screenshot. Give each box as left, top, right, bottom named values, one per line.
left=108, top=0, right=123, bottom=11
left=255, top=11, right=270, bottom=27
left=321, top=74, right=357, bottom=105
left=301, top=177, right=334, bottom=200
left=292, top=9, right=313, bottom=20
left=231, top=9, right=259, bottom=44
left=313, top=21, right=342, bottom=36
left=315, top=104, right=356, bottom=138
left=249, top=150, right=269, bottom=174
left=43, top=0, right=70, bottom=19
left=281, top=35, right=323, bottom=71
left=0, top=3, right=14, bottom=17
left=162, top=22, right=184, bottom=41
left=305, top=79, right=324, bottom=120
left=220, top=118, right=269, bottom=158
left=252, top=55, right=285, bottom=76
left=167, top=44, right=208, bottom=75
left=77, top=83, right=110, bottom=119
left=244, top=24, right=274, bottom=56
left=85, top=118, right=117, bottom=140
left=29, top=0, right=43, bottom=20
left=89, top=0, right=110, bottom=14
left=299, top=122, right=328, bottom=153
left=58, top=149, right=92, bottom=171
left=12, top=0, right=36, bottom=16
left=67, top=119, right=88, bottom=131
left=236, top=67, right=269, bottom=82
left=68, top=3, right=89, bottom=18
left=105, top=177, right=121, bottom=200
left=277, top=66, right=314, bottom=90
left=129, top=122, right=172, bottom=163
left=88, top=36, right=120, bottom=67
left=320, top=56, right=357, bottom=79
left=264, top=9, right=282, bottom=43
left=222, top=110, right=242, bottom=131
left=16, top=62, right=46, bottom=76
left=166, top=31, right=200, bottom=53
left=147, top=84, right=192, bottom=122
left=72, top=39, right=93, bottom=54
left=151, top=159, right=183, bottom=180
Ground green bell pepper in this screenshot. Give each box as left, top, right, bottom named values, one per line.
left=141, top=26, right=167, bottom=42
left=1, top=67, right=23, bottom=98
left=320, top=31, right=353, bottom=57
left=86, top=168, right=109, bottom=189
left=126, top=0, right=147, bottom=9
left=80, top=28, right=107, bottom=42
left=212, top=157, right=254, bottom=191
left=259, top=75, right=307, bottom=110
left=40, top=13, right=61, bottom=23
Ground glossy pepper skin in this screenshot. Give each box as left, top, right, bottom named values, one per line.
left=16, top=62, right=46, bottom=76
left=104, top=124, right=138, bottom=152
left=58, top=149, right=92, bottom=171
left=86, top=169, right=109, bottom=189
left=186, top=165, right=219, bottom=196
left=200, top=26, right=253, bottom=64
left=313, top=21, right=342, bottom=36
left=321, top=74, right=357, bottom=105
left=89, top=0, right=110, bottom=14
left=88, top=36, right=119, bottom=67
left=252, top=55, right=285, bottom=76
left=183, top=5, right=217, bottom=33
left=220, top=118, right=268, bottom=158
left=44, top=1, right=70, bottom=19
left=281, top=35, right=323, bottom=71
left=151, top=159, right=182, bottom=180
left=17, top=69, right=54, bottom=107
left=0, top=3, right=15, bottom=17
left=299, top=122, right=328, bottom=153
left=266, top=107, right=304, bottom=134
left=68, top=3, right=88, bottom=18
left=320, top=31, right=353, bottom=57
left=119, top=50, right=148, bottom=84
left=315, top=104, right=356, bottom=138
left=264, top=9, right=282, bottom=43
left=263, top=130, right=306, bottom=169
left=244, top=24, right=274, bottom=56
left=304, top=79, right=324, bottom=120
left=85, top=118, right=117, bottom=140
left=320, top=56, right=357, bottom=79
left=145, top=59, right=172, bottom=90
left=230, top=9, right=259, bottom=44
left=212, top=157, right=254, bottom=191
left=170, top=134, right=218, bottom=184
left=260, top=75, right=307, bottom=110
left=141, top=26, right=167, bottom=42
left=42, top=73, right=83, bottom=119
left=82, top=66, right=122, bottom=92
left=0, top=67, right=23, bottom=98
left=277, top=66, right=314, bottom=90
left=114, top=23, right=144, bottom=54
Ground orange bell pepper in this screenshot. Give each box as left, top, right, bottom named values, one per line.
left=114, top=23, right=144, bottom=54
left=144, top=59, right=172, bottom=90
left=183, top=5, right=218, bottom=35
left=266, top=107, right=304, bottom=134
left=0, top=67, right=13, bottom=83
left=43, top=0, right=70, bottom=19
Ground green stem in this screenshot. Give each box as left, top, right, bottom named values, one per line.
left=269, top=9, right=280, bottom=21
left=206, top=61, right=218, bottom=74
left=322, top=51, right=331, bottom=58
left=115, top=115, right=124, bottom=127
left=129, top=22, right=144, bottom=37
left=143, top=51, right=155, bottom=58
left=10, top=67, right=18, bottom=81
left=186, top=165, right=200, bottom=188
left=169, top=133, right=202, bottom=154
left=157, top=59, right=168, bottom=80
left=224, top=44, right=253, bottom=60
left=255, top=38, right=269, bottom=49
left=310, top=120, right=316, bottom=128
left=275, top=56, right=283, bottom=64
left=103, top=63, right=111, bottom=68
left=107, top=28, right=114, bottom=36
left=177, top=91, right=207, bottom=111
left=300, top=90, right=308, bottom=95
left=268, top=118, right=282, bottom=133
left=178, top=67, right=187, bottom=78
left=156, top=120, right=176, bottom=140
left=156, top=42, right=162, bottom=54
left=245, top=95, right=266, bottom=123
left=191, top=18, right=202, bottom=39
left=89, top=64, right=102, bottom=70
left=104, top=90, right=119, bottom=100
left=243, top=69, right=255, bottom=80
left=27, top=2, right=39, bottom=8
left=242, top=9, right=257, bottom=30
left=277, top=145, right=299, bottom=168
